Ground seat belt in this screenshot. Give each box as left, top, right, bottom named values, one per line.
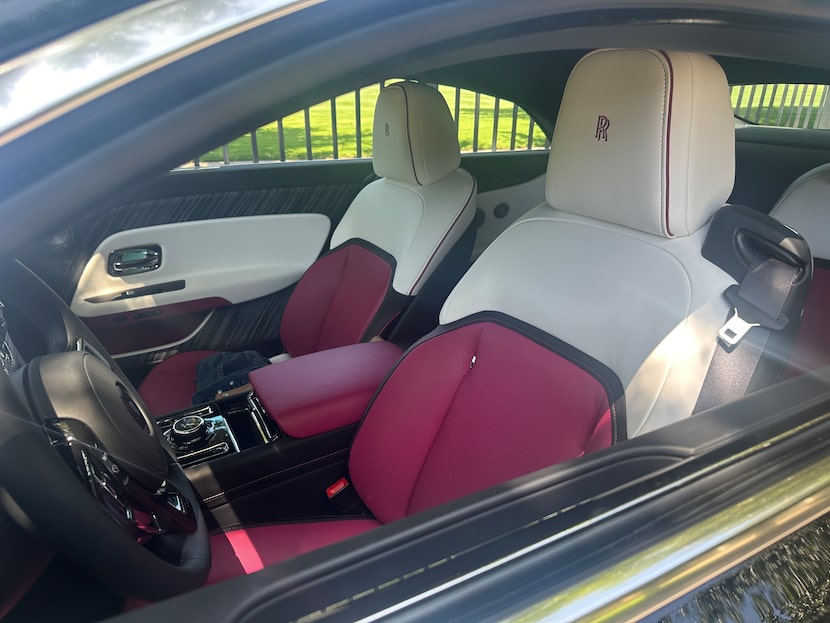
left=694, top=254, right=801, bottom=413
left=695, top=204, right=811, bottom=414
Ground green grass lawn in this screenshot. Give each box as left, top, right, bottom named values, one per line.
left=198, top=82, right=548, bottom=163
left=731, top=83, right=828, bottom=128
left=196, top=82, right=829, bottom=164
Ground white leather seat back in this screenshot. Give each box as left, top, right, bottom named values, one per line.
left=441, top=50, right=737, bottom=437
left=330, top=81, right=476, bottom=296
left=770, top=162, right=830, bottom=258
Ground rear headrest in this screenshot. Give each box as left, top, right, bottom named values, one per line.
left=770, top=162, right=830, bottom=259
left=546, top=49, right=735, bottom=238
left=372, top=81, right=461, bottom=186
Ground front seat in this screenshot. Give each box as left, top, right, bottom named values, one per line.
left=139, top=81, right=477, bottom=415
left=206, top=49, right=755, bottom=583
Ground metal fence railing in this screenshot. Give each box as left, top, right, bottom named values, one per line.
left=731, top=84, right=830, bottom=129
left=185, top=83, right=830, bottom=168
left=190, top=82, right=549, bottom=167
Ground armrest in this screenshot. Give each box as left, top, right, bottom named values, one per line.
left=249, top=341, right=403, bottom=438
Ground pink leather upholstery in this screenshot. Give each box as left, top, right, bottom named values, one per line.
left=138, top=244, right=398, bottom=416
left=280, top=243, right=395, bottom=358
left=138, top=350, right=218, bottom=416
left=207, top=320, right=616, bottom=582
left=251, top=340, right=403, bottom=438
left=349, top=321, right=615, bottom=523
left=208, top=519, right=380, bottom=584
left=781, top=266, right=830, bottom=378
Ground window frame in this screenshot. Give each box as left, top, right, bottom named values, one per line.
left=184, top=80, right=549, bottom=168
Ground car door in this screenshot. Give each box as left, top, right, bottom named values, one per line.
left=19, top=160, right=375, bottom=380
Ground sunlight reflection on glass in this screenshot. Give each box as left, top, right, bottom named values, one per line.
left=0, top=0, right=315, bottom=137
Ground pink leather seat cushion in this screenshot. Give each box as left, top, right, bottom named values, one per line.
left=207, top=519, right=381, bottom=584
left=140, top=350, right=219, bottom=416
left=250, top=341, right=403, bottom=438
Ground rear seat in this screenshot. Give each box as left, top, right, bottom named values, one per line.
left=769, top=162, right=830, bottom=377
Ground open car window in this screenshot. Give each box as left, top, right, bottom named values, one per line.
left=731, top=83, right=830, bottom=128
left=181, top=81, right=548, bottom=168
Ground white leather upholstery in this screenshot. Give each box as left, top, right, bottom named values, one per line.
left=331, top=169, right=475, bottom=295
left=440, top=206, right=734, bottom=436
left=770, top=162, right=830, bottom=259
left=441, top=49, right=738, bottom=437
left=72, top=214, right=330, bottom=319
left=372, top=81, right=461, bottom=186
left=547, top=49, right=735, bottom=238
left=331, top=81, right=476, bottom=296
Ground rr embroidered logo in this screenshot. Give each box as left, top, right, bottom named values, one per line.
left=385, top=122, right=390, bottom=137
left=595, top=115, right=610, bottom=141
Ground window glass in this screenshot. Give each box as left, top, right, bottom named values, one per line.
left=730, top=84, right=830, bottom=129
left=186, top=81, right=547, bottom=167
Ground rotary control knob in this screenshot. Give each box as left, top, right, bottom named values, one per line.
left=170, top=415, right=210, bottom=447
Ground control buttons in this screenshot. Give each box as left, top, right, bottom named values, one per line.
left=157, top=409, right=238, bottom=466
left=171, top=415, right=209, bottom=446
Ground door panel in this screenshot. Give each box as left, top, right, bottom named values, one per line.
left=20, top=161, right=373, bottom=372
left=23, top=161, right=376, bottom=303
left=72, top=214, right=329, bottom=356
left=83, top=298, right=228, bottom=356
left=72, top=215, right=329, bottom=320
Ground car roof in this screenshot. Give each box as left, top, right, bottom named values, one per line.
left=0, top=0, right=152, bottom=62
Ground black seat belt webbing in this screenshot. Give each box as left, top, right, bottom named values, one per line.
left=694, top=254, right=800, bottom=414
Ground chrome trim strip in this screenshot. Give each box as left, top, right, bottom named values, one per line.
left=0, top=0, right=326, bottom=148
left=515, top=452, right=830, bottom=623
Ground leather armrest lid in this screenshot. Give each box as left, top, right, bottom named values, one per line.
left=250, top=341, right=403, bottom=438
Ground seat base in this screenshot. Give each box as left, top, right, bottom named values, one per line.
left=139, top=350, right=219, bottom=416
left=207, top=519, right=381, bottom=584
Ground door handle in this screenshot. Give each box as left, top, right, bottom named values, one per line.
left=108, top=245, right=162, bottom=276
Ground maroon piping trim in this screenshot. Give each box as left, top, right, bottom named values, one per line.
left=408, top=176, right=475, bottom=295
left=659, top=50, right=674, bottom=237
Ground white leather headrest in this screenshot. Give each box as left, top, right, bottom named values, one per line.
left=770, top=163, right=830, bottom=259
left=372, top=81, right=461, bottom=186
left=547, top=49, right=735, bottom=238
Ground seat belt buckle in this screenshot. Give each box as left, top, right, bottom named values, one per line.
left=718, top=308, right=760, bottom=347
left=326, top=477, right=366, bottom=514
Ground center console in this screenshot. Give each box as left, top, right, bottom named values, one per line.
left=156, top=392, right=276, bottom=466
left=155, top=341, right=403, bottom=527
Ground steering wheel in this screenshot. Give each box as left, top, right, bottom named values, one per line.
left=0, top=261, right=209, bottom=601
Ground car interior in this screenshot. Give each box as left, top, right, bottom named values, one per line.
left=136, top=80, right=477, bottom=416
left=3, top=4, right=830, bottom=619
